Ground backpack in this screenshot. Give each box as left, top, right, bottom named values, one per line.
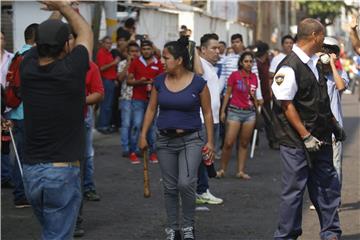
left=5, top=52, right=24, bottom=108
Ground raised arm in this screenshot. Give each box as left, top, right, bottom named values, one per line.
left=40, top=1, right=93, bottom=57
left=350, top=15, right=360, bottom=55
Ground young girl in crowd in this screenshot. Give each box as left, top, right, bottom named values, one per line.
left=138, top=37, right=214, bottom=240
left=217, top=52, right=258, bottom=179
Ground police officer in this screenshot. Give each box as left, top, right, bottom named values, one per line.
left=271, top=18, right=344, bottom=240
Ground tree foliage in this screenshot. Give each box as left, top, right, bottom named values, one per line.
left=299, top=0, right=358, bottom=26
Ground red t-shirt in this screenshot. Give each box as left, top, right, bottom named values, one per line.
left=86, top=61, right=104, bottom=96
left=128, top=56, right=164, bottom=101
left=227, top=70, right=258, bottom=109
left=96, top=47, right=117, bottom=80
left=84, top=61, right=104, bottom=115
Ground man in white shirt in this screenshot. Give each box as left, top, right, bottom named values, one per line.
left=272, top=18, right=342, bottom=240
left=219, top=34, right=263, bottom=102
left=196, top=33, right=223, bottom=205
left=269, top=35, right=294, bottom=77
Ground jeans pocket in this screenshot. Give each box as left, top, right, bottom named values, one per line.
left=197, top=131, right=205, bottom=143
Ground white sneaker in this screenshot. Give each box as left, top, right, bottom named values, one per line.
left=196, top=189, right=223, bottom=205
left=309, top=204, right=316, bottom=210
left=343, top=89, right=352, bottom=95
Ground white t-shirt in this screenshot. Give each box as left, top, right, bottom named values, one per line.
left=269, top=52, right=286, bottom=73
left=0, top=50, right=14, bottom=87
left=272, top=44, right=319, bottom=100
left=200, top=57, right=221, bottom=124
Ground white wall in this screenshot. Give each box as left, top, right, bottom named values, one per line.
left=13, top=2, right=93, bottom=51
left=193, top=13, right=227, bottom=45
left=178, top=11, right=250, bottom=47
left=137, top=9, right=178, bottom=49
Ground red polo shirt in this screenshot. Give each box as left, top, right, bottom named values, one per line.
left=86, top=61, right=104, bottom=97
left=84, top=61, right=104, bottom=115
left=128, top=56, right=164, bottom=101
left=96, top=47, right=117, bottom=80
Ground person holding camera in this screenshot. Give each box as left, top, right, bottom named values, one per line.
left=307, top=37, right=349, bottom=211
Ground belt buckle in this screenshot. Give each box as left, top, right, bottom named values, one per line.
left=52, top=161, right=80, bottom=168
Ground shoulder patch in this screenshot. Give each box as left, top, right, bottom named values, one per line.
left=274, top=74, right=285, bottom=86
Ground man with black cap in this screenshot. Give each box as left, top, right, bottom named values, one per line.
left=272, top=18, right=343, bottom=240
left=20, top=1, right=93, bottom=239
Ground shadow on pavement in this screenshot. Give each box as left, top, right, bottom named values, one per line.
left=340, top=201, right=360, bottom=212
left=341, top=233, right=360, bottom=240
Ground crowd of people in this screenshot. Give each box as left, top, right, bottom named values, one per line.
left=1, top=1, right=360, bottom=240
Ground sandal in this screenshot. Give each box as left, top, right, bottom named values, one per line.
left=216, top=169, right=225, bottom=179
left=236, top=172, right=251, bottom=180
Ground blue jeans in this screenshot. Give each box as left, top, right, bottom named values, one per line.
left=131, top=100, right=156, bottom=154
left=197, top=124, right=219, bottom=194
left=98, top=78, right=115, bottom=130
left=23, top=163, right=81, bottom=240
left=120, top=99, right=132, bottom=153
left=84, top=107, right=96, bottom=192
left=11, top=120, right=26, bottom=201
left=1, top=153, right=12, bottom=183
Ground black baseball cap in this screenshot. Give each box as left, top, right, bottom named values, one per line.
left=140, top=40, right=153, bottom=48
left=36, top=19, right=70, bottom=47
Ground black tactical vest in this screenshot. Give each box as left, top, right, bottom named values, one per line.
left=272, top=51, right=333, bottom=148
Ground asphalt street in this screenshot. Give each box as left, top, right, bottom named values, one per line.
left=2, top=94, right=359, bottom=240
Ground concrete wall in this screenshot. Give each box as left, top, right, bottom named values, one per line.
left=12, top=2, right=93, bottom=51
left=137, top=9, right=179, bottom=49
left=193, top=13, right=227, bottom=45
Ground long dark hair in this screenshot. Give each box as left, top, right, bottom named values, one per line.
left=164, top=36, right=190, bottom=70
left=237, top=51, right=254, bottom=70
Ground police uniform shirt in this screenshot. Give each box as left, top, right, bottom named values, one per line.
left=271, top=44, right=320, bottom=100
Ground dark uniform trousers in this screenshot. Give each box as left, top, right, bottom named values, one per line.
left=272, top=50, right=342, bottom=240
left=274, top=145, right=341, bottom=240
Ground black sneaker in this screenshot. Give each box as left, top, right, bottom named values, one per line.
left=73, top=222, right=85, bottom=238
left=182, top=226, right=195, bottom=240
left=14, top=198, right=31, bottom=208
left=84, top=190, right=100, bottom=201
left=165, top=228, right=181, bottom=240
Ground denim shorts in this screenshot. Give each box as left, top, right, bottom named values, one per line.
left=227, top=106, right=256, bottom=123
